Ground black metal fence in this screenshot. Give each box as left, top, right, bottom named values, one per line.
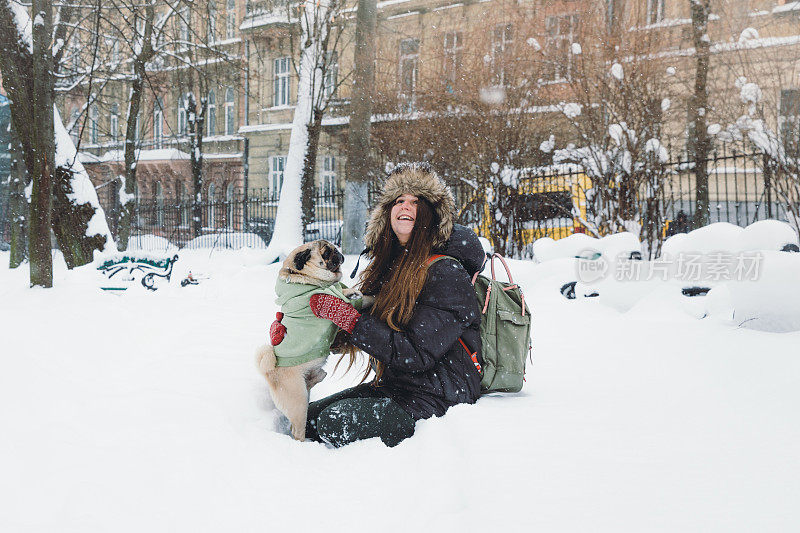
left=2, top=144, right=798, bottom=254
left=129, top=188, right=345, bottom=250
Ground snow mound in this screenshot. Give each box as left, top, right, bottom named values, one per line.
left=661, top=220, right=799, bottom=256
left=532, top=232, right=641, bottom=263
left=127, top=234, right=178, bottom=253
left=184, top=232, right=267, bottom=250
left=703, top=252, right=800, bottom=332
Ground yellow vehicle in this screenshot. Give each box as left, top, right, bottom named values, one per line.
left=457, top=166, right=593, bottom=245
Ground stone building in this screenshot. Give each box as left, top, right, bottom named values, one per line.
left=57, top=0, right=800, bottom=237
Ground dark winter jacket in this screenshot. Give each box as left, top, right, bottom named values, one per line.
left=349, top=224, right=485, bottom=420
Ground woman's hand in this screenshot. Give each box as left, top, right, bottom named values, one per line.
left=310, top=294, right=362, bottom=334
left=269, top=312, right=287, bottom=346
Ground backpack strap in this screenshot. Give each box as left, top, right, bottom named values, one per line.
left=427, top=254, right=455, bottom=266
left=428, top=254, right=483, bottom=375
left=489, top=253, right=526, bottom=317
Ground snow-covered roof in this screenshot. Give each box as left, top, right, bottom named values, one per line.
left=239, top=11, right=292, bottom=31
left=774, top=1, right=800, bottom=14
left=85, top=148, right=192, bottom=163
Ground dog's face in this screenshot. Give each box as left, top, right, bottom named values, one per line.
left=280, top=240, right=345, bottom=286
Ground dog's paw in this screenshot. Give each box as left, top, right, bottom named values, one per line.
left=343, top=288, right=363, bottom=299
left=255, top=345, right=276, bottom=376
left=361, top=295, right=375, bottom=309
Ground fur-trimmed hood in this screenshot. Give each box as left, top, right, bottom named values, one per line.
left=364, top=162, right=456, bottom=252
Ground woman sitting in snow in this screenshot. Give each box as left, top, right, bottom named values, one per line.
left=272, top=162, right=486, bottom=447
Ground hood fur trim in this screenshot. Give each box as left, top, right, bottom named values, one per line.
left=365, top=163, right=456, bottom=251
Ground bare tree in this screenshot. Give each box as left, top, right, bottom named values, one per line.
left=689, top=0, right=711, bottom=227
left=342, top=0, right=376, bottom=254
left=264, top=0, right=349, bottom=261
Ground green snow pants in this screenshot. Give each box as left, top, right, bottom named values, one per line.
left=305, top=383, right=416, bottom=448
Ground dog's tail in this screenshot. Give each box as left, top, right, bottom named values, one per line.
left=255, top=344, right=277, bottom=376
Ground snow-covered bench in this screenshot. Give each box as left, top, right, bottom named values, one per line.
left=97, top=253, right=179, bottom=291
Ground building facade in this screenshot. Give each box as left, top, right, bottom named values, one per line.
left=56, top=0, right=800, bottom=237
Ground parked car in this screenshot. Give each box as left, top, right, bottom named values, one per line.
left=304, top=219, right=343, bottom=246
left=247, top=217, right=275, bottom=243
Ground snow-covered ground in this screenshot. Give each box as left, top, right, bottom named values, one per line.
left=1, top=234, right=799, bottom=532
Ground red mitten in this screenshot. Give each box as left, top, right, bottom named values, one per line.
left=309, top=294, right=362, bottom=334
left=269, top=312, right=287, bottom=346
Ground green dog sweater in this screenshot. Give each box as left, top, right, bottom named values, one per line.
left=273, top=278, right=363, bottom=367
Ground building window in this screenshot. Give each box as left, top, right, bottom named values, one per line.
left=780, top=89, right=800, bottom=156
left=226, top=0, right=237, bottom=39
left=225, top=87, right=235, bottom=135
left=177, top=182, right=189, bottom=226
left=179, top=6, right=190, bottom=42
left=110, top=103, right=119, bottom=143
left=207, top=182, right=216, bottom=228
left=207, top=89, right=216, bottom=136
left=399, top=38, right=419, bottom=110
left=226, top=182, right=235, bottom=228
left=89, top=105, right=98, bottom=144
left=647, top=0, right=666, bottom=25
left=269, top=156, right=286, bottom=200
left=323, top=51, right=338, bottom=99
left=273, top=57, right=291, bottom=107
left=491, top=24, right=513, bottom=86
left=108, top=37, right=120, bottom=63
left=69, top=108, right=81, bottom=145
left=545, top=14, right=579, bottom=82
left=322, top=156, right=337, bottom=202
left=208, top=1, right=217, bottom=43
left=66, top=39, right=80, bottom=70
left=178, top=94, right=188, bottom=136
left=155, top=181, right=164, bottom=226
left=153, top=98, right=164, bottom=148
left=443, top=31, right=463, bottom=88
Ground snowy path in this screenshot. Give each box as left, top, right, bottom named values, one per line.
left=1, top=250, right=798, bottom=532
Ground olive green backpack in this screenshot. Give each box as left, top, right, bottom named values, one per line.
left=429, top=253, right=532, bottom=393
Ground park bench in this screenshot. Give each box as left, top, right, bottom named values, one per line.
left=97, top=253, right=179, bottom=291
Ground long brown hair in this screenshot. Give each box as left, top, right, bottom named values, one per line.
left=347, top=195, right=440, bottom=383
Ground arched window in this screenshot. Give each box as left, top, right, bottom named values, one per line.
left=69, top=108, right=81, bottom=145
left=207, top=183, right=216, bottom=228
left=153, top=97, right=164, bottom=148
left=226, top=0, right=237, bottom=39
left=179, top=6, right=190, bottom=42
left=176, top=182, right=188, bottom=227
left=110, top=103, right=119, bottom=143
left=133, top=181, right=142, bottom=227
left=225, top=183, right=235, bottom=228
left=90, top=105, right=99, bottom=144
left=207, top=90, right=216, bottom=137
left=177, top=94, right=188, bottom=136
left=225, top=87, right=235, bottom=135
left=155, top=181, right=164, bottom=226
left=208, top=1, right=217, bottom=43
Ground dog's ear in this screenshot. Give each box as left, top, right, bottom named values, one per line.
left=293, top=248, right=312, bottom=272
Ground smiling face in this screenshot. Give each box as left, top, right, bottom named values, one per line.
left=390, top=194, right=419, bottom=245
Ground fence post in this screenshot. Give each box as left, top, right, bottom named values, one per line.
left=243, top=137, right=249, bottom=231
left=763, top=153, right=773, bottom=219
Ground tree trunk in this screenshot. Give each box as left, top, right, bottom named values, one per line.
left=117, top=4, right=155, bottom=251
left=28, top=0, right=55, bottom=287
left=690, top=0, right=711, bottom=228
left=264, top=0, right=332, bottom=262
left=342, top=0, right=377, bottom=255
left=188, top=93, right=205, bottom=238
left=1, top=0, right=112, bottom=278
left=301, top=108, right=324, bottom=233
left=8, top=138, right=28, bottom=269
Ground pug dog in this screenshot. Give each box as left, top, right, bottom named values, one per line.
left=255, top=240, right=372, bottom=441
